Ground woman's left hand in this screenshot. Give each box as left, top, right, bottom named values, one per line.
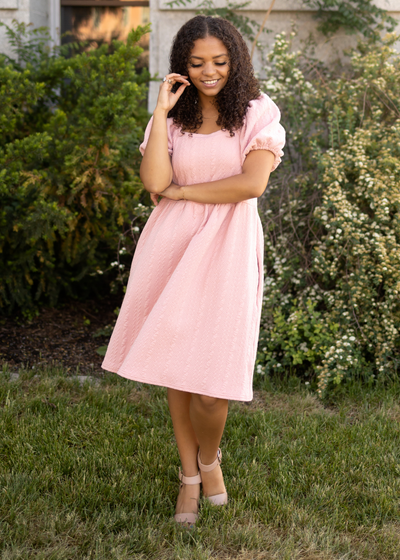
left=159, top=182, right=184, bottom=201
left=150, top=192, right=160, bottom=206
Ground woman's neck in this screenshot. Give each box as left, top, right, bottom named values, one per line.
left=198, top=92, right=219, bottom=119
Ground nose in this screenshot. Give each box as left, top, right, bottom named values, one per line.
left=202, top=62, right=216, bottom=77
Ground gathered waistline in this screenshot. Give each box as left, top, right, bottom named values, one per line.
left=163, top=198, right=258, bottom=209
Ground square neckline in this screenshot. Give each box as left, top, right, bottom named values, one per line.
left=191, top=129, right=225, bottom=137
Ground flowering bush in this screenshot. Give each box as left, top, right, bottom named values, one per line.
left=257, top=32, right=400, bottom=394
left=0, top=22, right=151, bottom=314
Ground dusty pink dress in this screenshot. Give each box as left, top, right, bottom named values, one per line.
left=102, top=93, right=285, bottom=401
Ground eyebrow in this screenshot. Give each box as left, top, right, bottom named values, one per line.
left=189, top=54, right=228, bottom=60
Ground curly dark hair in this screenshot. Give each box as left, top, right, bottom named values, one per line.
left=168, top=15, right=261, bottom=136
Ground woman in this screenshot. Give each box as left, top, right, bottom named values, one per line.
left=102, top=15, right=285, bottom=525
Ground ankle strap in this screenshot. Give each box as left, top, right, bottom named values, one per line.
left=197, top=448, right=222, bottom=472
left=178, top=467, right=202, bottom=485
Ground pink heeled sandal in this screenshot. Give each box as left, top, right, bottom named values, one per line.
left=197, top=448, right=228, bottom=506
left=174, top=468, right=202, bottom=525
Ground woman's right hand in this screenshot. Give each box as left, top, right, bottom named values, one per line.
left=155, top=73, right=190, bottom=114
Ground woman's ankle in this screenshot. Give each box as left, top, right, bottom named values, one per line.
left=176, top=482, right=200, bottom=513
left=200, top=465, right=226, bottom=497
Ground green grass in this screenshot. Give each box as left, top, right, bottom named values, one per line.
left=1, top=365, right=400, bottom=559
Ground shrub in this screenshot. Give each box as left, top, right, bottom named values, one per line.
left=257, top=32, right=400, bottom=394
left=302, top=0, right=397, bottom=38
left=0, top=21, right=151, bottom=314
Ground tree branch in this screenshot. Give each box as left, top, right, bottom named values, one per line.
left=250, top=0, right=276, bottom=60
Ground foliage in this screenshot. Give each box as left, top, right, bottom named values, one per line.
left=256, top=31, right=400, bottom=394
left=165, top=0, right=267, bottom=43
left=0, top=21, right=151, bottom=314
left=302, top=0, right=397, bottom=38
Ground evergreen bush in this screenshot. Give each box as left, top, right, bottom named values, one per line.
left=257, top=32, right=400, bottom=394
left=0, top=21, right=151, bottom=314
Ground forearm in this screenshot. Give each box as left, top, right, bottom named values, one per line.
left=157, top=149, right=275, bottom=205
left=180, top=150, right=275, bottom=204
left=140, top=109, right=173, bottom=193
left=181, top=173, right=262, bottom=204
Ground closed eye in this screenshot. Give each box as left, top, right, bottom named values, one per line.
left=189, top=61, right=228, bottom=68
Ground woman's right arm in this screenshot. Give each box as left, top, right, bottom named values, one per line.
left=140, top=73, right=190, bottom=194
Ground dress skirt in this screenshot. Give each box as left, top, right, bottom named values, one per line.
left=102, top=197, right=264, bottom=401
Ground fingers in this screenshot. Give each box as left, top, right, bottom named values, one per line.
left=173, top=83, right=189, bottom=101
left=164, top=73, right=189, bottom=81
left=150, top=193, right=159, bottom=206
left=161, top=73, right=190, bottom=89
left=156, top=73, right=190, bottom=112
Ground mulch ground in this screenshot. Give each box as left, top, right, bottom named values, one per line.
left=0, top=297, right=121, bottom=375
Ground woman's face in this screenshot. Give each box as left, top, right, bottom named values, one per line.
left=188, top=36, right=230, bottom=98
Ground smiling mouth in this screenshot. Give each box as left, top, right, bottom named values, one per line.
left=201, top=79, right=220, bottom=86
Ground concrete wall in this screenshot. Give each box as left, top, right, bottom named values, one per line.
left=148, top=0, right=400, bottom=111
left=0, top=0, right=57, bottom=59
left=30, top=0, right=48, bottom=29
left=0, top=0, right=32, bottom=59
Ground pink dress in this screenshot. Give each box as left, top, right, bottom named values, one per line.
left=102, top=93, right=285, bottom=401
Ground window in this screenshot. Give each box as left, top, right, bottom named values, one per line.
left=60, top=0, right=149, bottom=68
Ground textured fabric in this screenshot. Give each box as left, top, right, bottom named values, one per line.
left=102, top=93, right=285, bottom=401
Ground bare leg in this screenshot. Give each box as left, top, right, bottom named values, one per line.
left=189, top=394, right=228, bottom=497
left=167, top=388, right=200, bottom=516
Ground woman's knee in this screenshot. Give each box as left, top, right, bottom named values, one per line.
left=192, top=394, right=225, bottom=410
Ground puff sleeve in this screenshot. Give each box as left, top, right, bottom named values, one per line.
left=241, top=93, right=285, bottom=172
left=139, top=116, right=174, bottom=156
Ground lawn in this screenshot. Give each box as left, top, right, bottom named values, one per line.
left=1, top=364, right=400, bottom=559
